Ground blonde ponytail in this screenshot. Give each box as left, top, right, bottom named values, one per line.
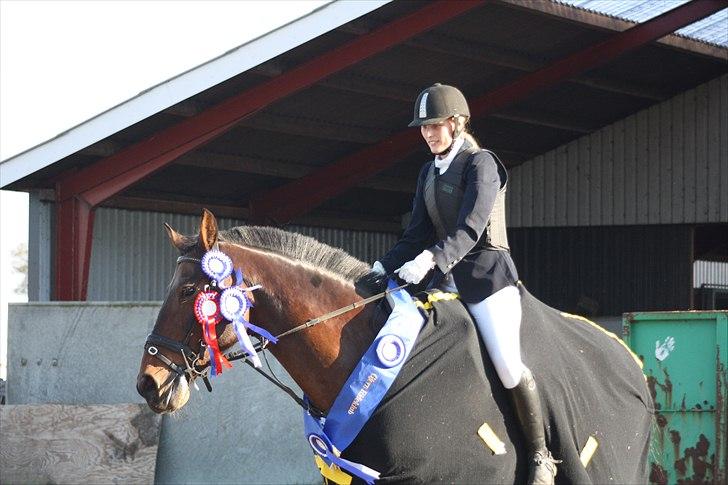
left=463, top=131, right=480, bottom=149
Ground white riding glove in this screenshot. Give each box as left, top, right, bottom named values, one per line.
left=396, top=250, right=435, bottom=284
left=371, top=261, right=386, bottom=276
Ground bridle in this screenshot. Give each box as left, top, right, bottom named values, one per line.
left=144, top=255, right=222, bottom=392
left=143, top=250, right=408, bottom=413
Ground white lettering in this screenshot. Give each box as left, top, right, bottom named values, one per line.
left=347, top=373, right=379, bottom=415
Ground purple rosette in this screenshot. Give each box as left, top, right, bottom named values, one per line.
left=201, top=249, right=233, bottom=282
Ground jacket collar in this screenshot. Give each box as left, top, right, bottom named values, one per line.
left=433, top=137, right=470, bottom=174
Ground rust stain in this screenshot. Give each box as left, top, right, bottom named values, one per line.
left=653, top=412, right=667, bottom=458
left=661, top=367, right=673, bottom=410
left=647, top=375, right=660, bottom=411
left=656, top=414, right=668, bottom=428
left=715, top=346, right=725, bottom=483
left=670, top=429, right=682, bottom=477
left=676, top=434, right=712, bottom=484
left=649, top=462, right=668, bottom=485
left=675, top=457, right=686, bottom=477
left=647, top=368, right=673, bottom=410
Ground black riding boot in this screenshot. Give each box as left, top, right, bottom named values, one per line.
left=509, top=368, right=559, bottom=485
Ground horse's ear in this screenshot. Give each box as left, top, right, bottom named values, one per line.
left=164, top=222, right=187, bottom=251
left=199, top=208, right=218, bottom=251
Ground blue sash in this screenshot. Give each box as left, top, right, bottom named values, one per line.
left=303, top=280, right=425, bottom=483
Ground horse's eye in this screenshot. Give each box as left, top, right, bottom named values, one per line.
left=181, top=285, right=196, bottom=298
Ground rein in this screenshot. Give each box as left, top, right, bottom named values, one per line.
left=145, top=252, right=407, bottom=417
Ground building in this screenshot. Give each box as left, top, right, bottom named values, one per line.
left=1, top=1, right=726, bottom=482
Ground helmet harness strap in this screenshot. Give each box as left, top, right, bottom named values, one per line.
left=434, top=116, right=465, bottom=157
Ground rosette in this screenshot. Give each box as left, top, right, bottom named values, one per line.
left=193, top=291, right=230, bottom=376
left=201, top=250, right=233, bottom=282
left=194, top=291, right=222, bottom=325
left=219, top=287, right=249, bottom=321
left=195, top=291, right=222, bottom=324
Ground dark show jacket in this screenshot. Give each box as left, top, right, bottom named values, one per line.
left=379, top=140, right=518, bottom=303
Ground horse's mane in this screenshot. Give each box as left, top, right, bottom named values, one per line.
left=216, top=226, right=384, bottom=293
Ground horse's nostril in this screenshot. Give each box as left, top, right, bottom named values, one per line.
left=137, top=374, right=159, bottom=399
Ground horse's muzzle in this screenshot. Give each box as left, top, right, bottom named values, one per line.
left=136, top=371, right=190, bottom=413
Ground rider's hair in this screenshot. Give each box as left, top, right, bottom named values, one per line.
left=458, top=118, right=480, bottom=148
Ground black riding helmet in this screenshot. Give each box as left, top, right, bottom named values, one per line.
left=408, top=83, right=470, bottom=127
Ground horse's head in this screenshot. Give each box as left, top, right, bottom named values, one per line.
left=136, top=209, right=241, bottom=413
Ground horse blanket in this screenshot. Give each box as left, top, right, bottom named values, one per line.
left=342, top=283, right=653, bottom=484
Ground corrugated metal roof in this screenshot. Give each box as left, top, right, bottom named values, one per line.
left=559, top=0, right=728, bottom=47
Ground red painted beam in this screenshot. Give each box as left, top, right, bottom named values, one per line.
left=51, top=0, right=483, bottom=300
left=55, top=196, right=94, bottom=300
left=468, top=0, right=728, bottom=118
left=55, top=0, right=483, bottom=204
left=249, top=0, right=726, bottom=224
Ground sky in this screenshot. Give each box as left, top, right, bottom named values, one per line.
left=0, top=0, right=330, bottom=379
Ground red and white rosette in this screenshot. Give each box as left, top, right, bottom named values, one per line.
left=193, top=291, right=231, bottom=375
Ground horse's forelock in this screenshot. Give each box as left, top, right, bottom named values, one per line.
left=177, top=234, right=200, bottom=256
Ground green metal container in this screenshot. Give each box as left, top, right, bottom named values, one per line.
left=623, top=311, right=727, bottom=484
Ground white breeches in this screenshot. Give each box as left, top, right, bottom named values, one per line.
left=441, top=279, right=525, bottom=389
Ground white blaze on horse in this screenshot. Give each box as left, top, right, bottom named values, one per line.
left=137, top=209, right=653, bottom=484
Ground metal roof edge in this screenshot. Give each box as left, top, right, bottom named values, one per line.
left=0, top=0, right=391, bottom=189
left=497, top=0, right=728, bottom=59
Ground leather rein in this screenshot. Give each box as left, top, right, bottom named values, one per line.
left=144, top=254, right=405, bottom=415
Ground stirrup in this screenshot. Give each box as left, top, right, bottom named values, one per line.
left=528, top=450, right=561, bottom=484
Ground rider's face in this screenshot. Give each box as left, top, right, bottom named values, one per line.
left=420, top=118, right=456, bottom=155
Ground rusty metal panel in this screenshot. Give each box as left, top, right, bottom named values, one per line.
left=507, top=74, right=727, bottom=228
left=624, top=311, right=727, bottom=484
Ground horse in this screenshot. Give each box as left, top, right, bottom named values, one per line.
left=137, top=209, right=653, bottom=484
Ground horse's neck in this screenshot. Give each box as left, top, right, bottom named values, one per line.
left=234, top=245, right=378, bottom=411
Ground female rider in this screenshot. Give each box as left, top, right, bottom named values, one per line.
left=372, top=84, right=559, bottom=484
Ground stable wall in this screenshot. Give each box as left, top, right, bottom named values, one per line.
left=508, top=74, right=728, bottom=227
left=6, top=302, right=319, bottom=484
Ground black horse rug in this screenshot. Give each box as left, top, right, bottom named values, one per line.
left=341, top=283, right=652, bottom=484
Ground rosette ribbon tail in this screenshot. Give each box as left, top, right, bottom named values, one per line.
left=304, top=409, right=380, bottom=485
left=202, top=317, right=232, bottom=376
left=243, top=321, right=278, bottom=344
left=326, top=454, right=379, bottom=485
left=232, top=318, right=262, bottom=368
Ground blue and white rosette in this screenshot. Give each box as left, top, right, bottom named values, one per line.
left=304, top=404, right=380, bottom=484
left=201, top=250, right=234, bottom=283
left=219, top=286, right=278, bottom=369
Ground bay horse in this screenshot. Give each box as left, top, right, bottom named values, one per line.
left=137, top=209, right=652, bottom=484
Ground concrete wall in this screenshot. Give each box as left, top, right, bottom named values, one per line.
left=7, top=302, right=319, bottom=484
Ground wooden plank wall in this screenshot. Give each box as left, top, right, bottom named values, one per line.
left=0, top=404, right=161, bottom=484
